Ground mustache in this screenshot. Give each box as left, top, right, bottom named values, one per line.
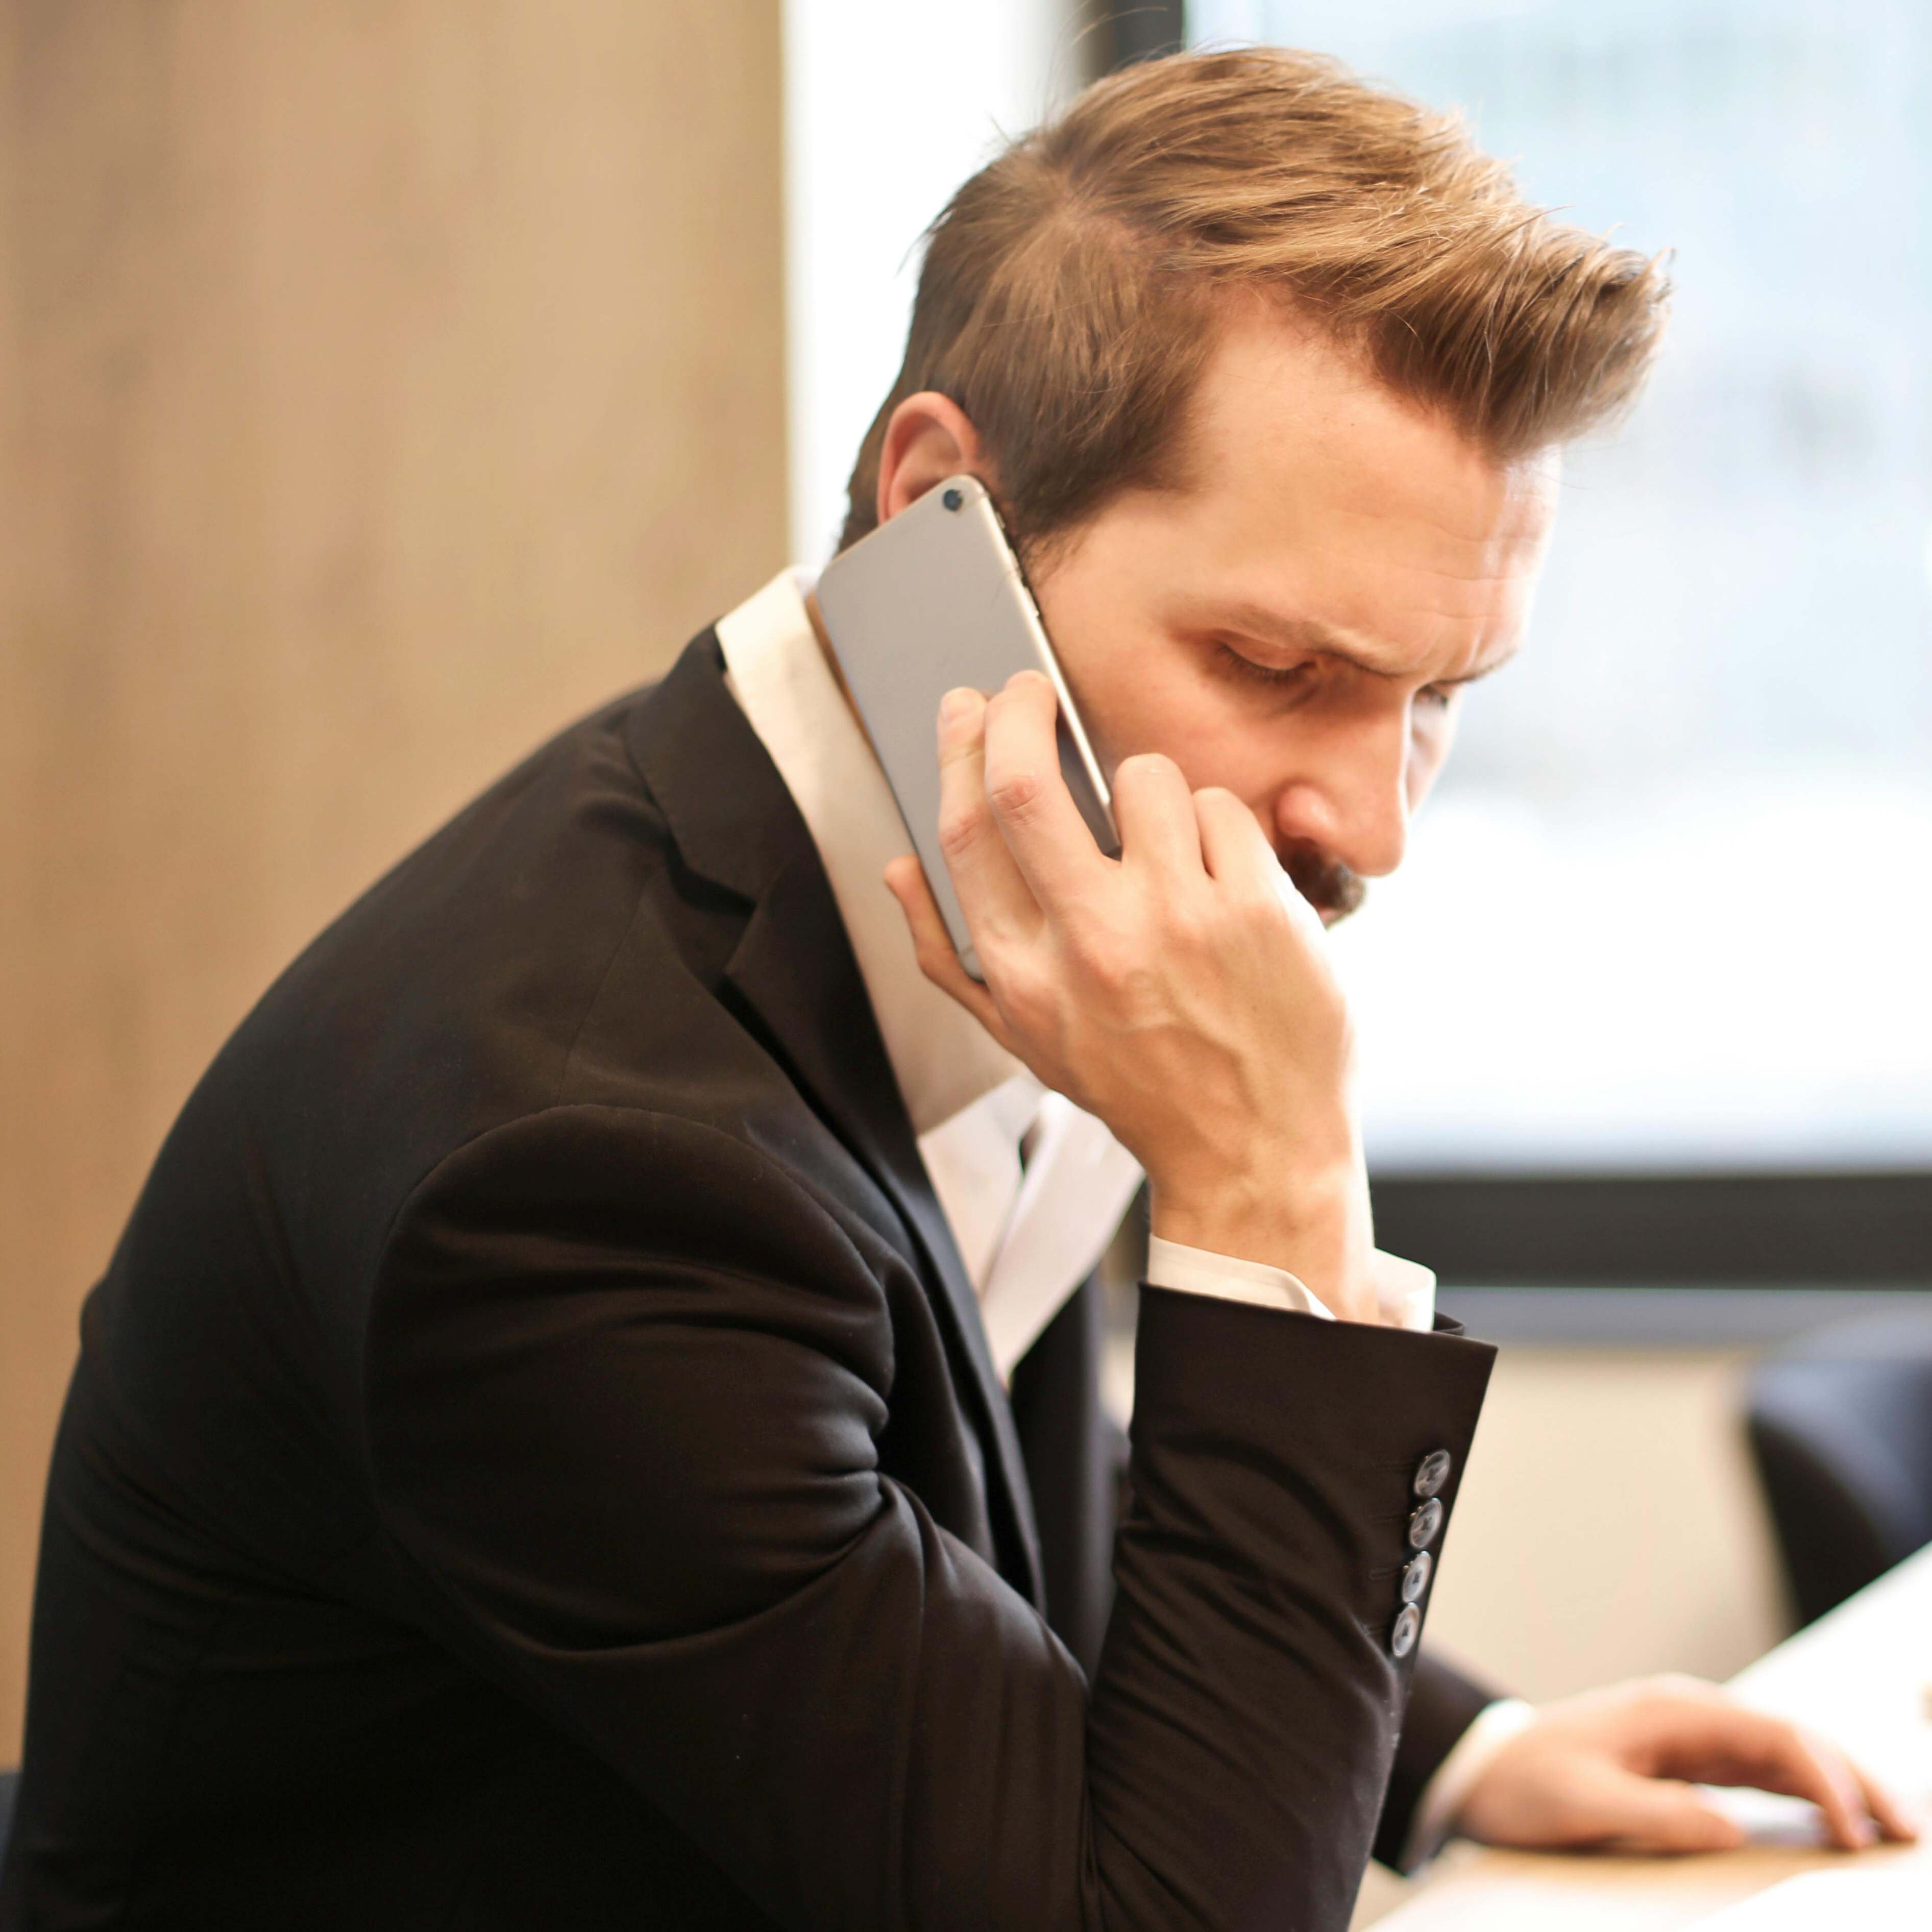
left=1281, top=843, right=1367, bottom=924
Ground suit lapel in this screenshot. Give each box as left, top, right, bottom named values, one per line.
left=627, top=634, right=1046, bottom=1608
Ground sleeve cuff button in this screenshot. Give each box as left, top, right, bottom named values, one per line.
left=1407, top=1496, right=1444, bottom=1549
left=1400, top=1550, right=1433, bottom=1603
left=1391, top=1603, right=1422, bottom=1658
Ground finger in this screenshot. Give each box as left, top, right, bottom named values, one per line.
left=883, top=857, right=1013, bottom=1046
left=1654, top=1706, right=1877, bottom=1850
left=1589, top=1773, right=1747, bottom=1856
left=1749, top=1730, right=1878, bottom=1850
left=1851, top=1763, right=1920, bottom=1844
left=933, top=687, right=1039, bottom=950
left=1111, top=752, right=1203, bottom=879
left=979, top=672, right=1110, bottom=913
left=1190, top=787, right=1322, bottom=936
left=1455, top=1732, right=1748, bottom=1856
left=1190, top=786, right=1275, bottom=891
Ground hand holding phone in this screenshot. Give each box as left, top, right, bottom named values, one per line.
left=884, top=671, right=1380, bottom=1322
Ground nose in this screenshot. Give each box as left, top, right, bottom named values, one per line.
left=1268, top=710, right=1412, bottom=880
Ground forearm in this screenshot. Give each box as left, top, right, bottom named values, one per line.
left=1089, top=1288, right=1494, bottom=1925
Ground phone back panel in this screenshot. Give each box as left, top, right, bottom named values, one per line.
left=815, top=475, right=1117, bottom=977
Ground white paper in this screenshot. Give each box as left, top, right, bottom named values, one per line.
left=1689, top=1861, right=1930, bottom=1927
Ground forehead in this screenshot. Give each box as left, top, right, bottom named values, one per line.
left=1158, top=303, right=1558, bottom=670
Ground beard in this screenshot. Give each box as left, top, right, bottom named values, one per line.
left=1282, top=842, right=1367, bottom=925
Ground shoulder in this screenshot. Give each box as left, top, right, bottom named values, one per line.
left=208, top=665, right=770, bottom=1227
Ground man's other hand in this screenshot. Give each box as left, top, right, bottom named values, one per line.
left=1454, top=1675, right=1920, bottom=1855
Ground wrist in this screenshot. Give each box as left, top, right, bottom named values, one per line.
left=1148, top=1153, right=1375, bottom=1318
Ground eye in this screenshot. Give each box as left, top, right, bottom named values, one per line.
left=1414, top=683, right=1457, bottom=712
left=1215, top=643, right=1315, bottom=692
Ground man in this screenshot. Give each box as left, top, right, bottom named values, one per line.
left=2, top=46, right=1912, bottom=1932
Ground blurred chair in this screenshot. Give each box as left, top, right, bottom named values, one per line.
left=1746, top=1309, right=1932, bottom=1627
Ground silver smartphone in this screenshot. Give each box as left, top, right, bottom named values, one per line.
left=815, top=475, right=1118, bottom=981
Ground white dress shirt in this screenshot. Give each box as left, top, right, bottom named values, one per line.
left=713, top=569, right=1505, bottom=1858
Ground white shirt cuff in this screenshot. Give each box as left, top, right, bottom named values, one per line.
left=1400, top=1696, right=1538, bottom=1870
left=1145, top=1234, right=1337, bottom=1317
left=1144, top=1238, right=1437, bottom=1331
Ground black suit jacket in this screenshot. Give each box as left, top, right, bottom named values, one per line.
left=1, top=634, right=1496, bottom=1931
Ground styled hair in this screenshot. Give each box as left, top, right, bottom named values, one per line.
left=838, top=46, right=1669, bottom=557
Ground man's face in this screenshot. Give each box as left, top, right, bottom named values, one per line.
left=1026, top=304, right=1558, bottom=922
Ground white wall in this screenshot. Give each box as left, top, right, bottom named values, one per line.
left=783, top=0, right=1087, bottom=564
left=1423, top=1346, right=1787, bottom=1699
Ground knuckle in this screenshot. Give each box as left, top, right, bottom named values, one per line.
left=1238, top=889, right=1293, bottom=943
left=1651, top=1672, right=1714, bottom=1702
left=936, top=714, right=983, bottom=761
left=1069, top=919, right=1140, bottom=999
left=987, top=766, right=1046, bottom=819
left=936, top=804, right=981, bottom=860
left=991, top=963, right=1053, bottom=1035
left=1633, top=1674, right=1715, bottom=1723
left=1229, top=877, right=1290, bottom=927
left=1078, top=936, right=1126, bottom=993
left=1163, top=895, right=1213, bottom=953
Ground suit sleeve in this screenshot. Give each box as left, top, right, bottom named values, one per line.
left=1373, top=1651, right=1505, bottom=1870
left=366, top=1105, right=1494, bottom=1932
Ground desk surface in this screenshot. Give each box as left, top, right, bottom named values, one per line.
left=1376, top=1546, right=1932, bottom=1930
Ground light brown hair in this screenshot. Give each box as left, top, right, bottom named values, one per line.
left=839, top=46, right=1668, bottom=558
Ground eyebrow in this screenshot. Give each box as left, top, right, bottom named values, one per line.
left=1200, top=601, right=1520, bottom=687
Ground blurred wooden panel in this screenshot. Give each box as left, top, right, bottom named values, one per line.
left=0, top=0, right=786, bottom=1755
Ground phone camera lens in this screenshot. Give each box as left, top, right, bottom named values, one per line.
left=942, top=487, right=964, bottom=512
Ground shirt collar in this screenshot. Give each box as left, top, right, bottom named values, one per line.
left=714, top=569, right=1022, bottom=1136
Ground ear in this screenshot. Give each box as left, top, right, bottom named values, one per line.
left=876, top=392, right=991, bottom=527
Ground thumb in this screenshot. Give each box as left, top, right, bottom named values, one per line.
left=1597, top=1772, right=1747, bottom=1855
